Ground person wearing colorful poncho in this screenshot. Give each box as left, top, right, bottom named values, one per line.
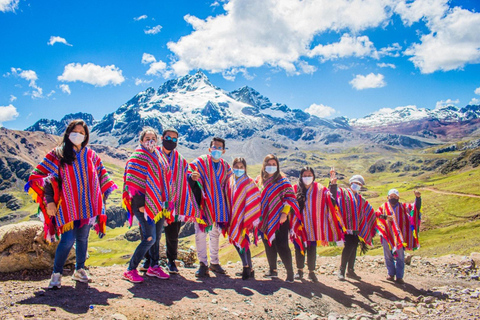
left=330, top=171, right=375, bottom=281
left=122, top=127, right=172, bottom=283
left=189, top=137, right=232, bottom=278
left=257, top=154, right=300, bottom=283
left=224, top=157, right=261, bottom=280
left=376, top=189, right=422, bottom=284
left=25, top=120, right=117, bottom=289
left=157, top=128, right=200, bottom=274
left=293, top=167, right=345, bottom=283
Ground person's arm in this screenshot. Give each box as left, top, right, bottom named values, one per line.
left=329, top=183, right=338, bottom=203
left=44, top=182, right=57, bottom=217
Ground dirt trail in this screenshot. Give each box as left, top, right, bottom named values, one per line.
left=1, top=255, right=479, bottom=320
left=420, top=187, right=480, bottom=199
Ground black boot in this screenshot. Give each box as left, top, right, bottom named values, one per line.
left=242, top=267, right=251, bottom=280
left=195, top=262, right=210, bottom=278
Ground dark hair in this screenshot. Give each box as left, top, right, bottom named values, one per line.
left=232, top=157, right=247, bottom=173
left=296, top=167, right=315, bottom=213
left=55, top=120, right=90, bottom=167
left=163, top=128, right=179, bottom=137
left=259, top=154, right=281, bottom=186
left=139, top=127, right=158, bottom=141
left=210, top=137, right=225, bottom=149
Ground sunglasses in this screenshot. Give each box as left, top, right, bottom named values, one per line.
left=164, top=136, right=178, bottom=143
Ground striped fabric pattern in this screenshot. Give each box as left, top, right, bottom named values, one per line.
left=225, top=174, right=262, bottom=250
left=25, top=147, right=117, bottom=242
left=160, top=148, right=201, bottom=224
left=376, top=202, right=421, bottom=252
left=259, top=176, right=301, bottom=247
left=294, top=183, right=345, bottom=245
left=123, top=145, right=172, bottom=225
left=336, top=187, right=374, bottom=235
left=189, top=154, right=232, bottom=228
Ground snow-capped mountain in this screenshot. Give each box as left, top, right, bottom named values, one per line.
left=350, top=105, right=480, bottom=127
left=89, top=71, right=353, bottom=160
left=25, top=112, right=95, bottom=136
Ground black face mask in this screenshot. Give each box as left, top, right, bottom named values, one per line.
left=162, top=139, right=177, bottom=151
left=388, top=198, right=399, bottom=206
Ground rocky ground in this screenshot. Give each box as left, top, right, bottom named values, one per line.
left=1, top=254, right=479, bottom=320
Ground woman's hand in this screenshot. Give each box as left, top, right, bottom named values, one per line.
left=280, top=213, right=287, bottom=224
left=46, top=202, right=57, bottom=217
left=414, top=190, right=421, bottom=198
left=330, top=167, right=337, bottom=185
left=139, top=206, right=145, bottom=213
left=191, top=171, right=200, bottom=182
left=386, top=215, right=394, bottom=222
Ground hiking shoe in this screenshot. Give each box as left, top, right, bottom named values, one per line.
left=123, top=269, right=144, bottom=283
left=167, top=261, right=179, bottom=274
left=294, top=270, right=304, bottom=280
left=337, top=270, right=345, bottom=281
left=72, top=268, right=90, bottom=283
left=48, top=272, right=62, bottom=289
left=195, top=262, right=210, bottom=278
left=395, top=278, right=405, bottom=284
left=146, top=266, right=170, bottom=280
left=346, top=269, right=361, bottom=280
left=241, top=267, right=251, bottom=280
left=308, top=272, right=319, bottom=283
left=386, top=275, right=395, bottom=282
left=263, top=270, right=278, bottom=278
left=209, top=263, right=226, bottom=274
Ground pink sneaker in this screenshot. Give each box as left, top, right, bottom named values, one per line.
left=146, top=266, right=170, bottom=280
left=123, top=269, right=144, bottom=283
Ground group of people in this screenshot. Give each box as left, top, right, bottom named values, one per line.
left=26, top=120, right=422, bottom=289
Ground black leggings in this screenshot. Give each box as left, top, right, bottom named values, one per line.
left=295, top=241, right=317, bottom=272
left=262, top=221, right=293, bottom=276
left=235, top=246, right=252, bottom=267
left=340, top=234, right=359, bottom=273
left=164, top=221, right=182, bottom=262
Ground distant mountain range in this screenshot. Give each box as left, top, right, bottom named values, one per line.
left=25, top=71, right=480, bottom=159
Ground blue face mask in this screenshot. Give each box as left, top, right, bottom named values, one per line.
left=211, top=150, right=222, bottom=160
left=233, top=169, right=245, bottom=177
left=351, top=183, right=361, bottom=192
left=265, top=165, right=277, bottom=174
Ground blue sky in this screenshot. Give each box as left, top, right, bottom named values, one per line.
left=1, top=0, right=480, bottom=130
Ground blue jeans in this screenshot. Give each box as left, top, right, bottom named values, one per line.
left=128, top=209, right=165, bottom=271
left=53, top=223, right=90, bottom=274
left=382, top=237, right=405, bottom=279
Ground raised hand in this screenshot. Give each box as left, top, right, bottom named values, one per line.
left=330, top=167, right=337, bottom=184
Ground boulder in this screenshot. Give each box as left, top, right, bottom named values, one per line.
left=0, top=221, right=75, bottom=273
left=124, top=227, right=141, bottom=242
left=178, top=222, right=195, bottom=238
left=106, top=205, right=128, bottom=229
left=470, top=252, right=480, bottom=268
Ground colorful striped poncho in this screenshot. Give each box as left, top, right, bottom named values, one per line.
left=159, top=148, right=201, bottom=224
left=123, top=145, right=173, bottom=226
left=189, top=154, right=232, bottom=231
left=258, top=176, right=303, bottom=251
left=224, top=174, right=261, bottom=250
left=25, top=147, right=117, bottom=242
left=376, top=202, right=421, bottom=253
left=294, top=183, right=345, bottom=246
left=335, top=187, right=376, bottom=245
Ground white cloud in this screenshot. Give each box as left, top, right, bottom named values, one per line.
left=134, top=15, right=148, bottom=21
left=395, top=0, right=450, bottom=26
left=59, top=84, right=71, bottom=94
left=8, top=68, right=43, bottom=99
left=0, top=104, right=19, bottom=126
left=9, top=95, right=17, bottom=102
left=48, top=36, right=72, bottom=46
left=47, top=90, right=55, bottom=98
left=305, top=103, right=337, bottom=118
left=435, top=98, right=459, bottom=109
left=469, top=98, right=480, bottom=105
left=144, top=25, right=162, bottom=35
left=221, top=67, right=254, bottom=81
left=403, top=5, right=480, bottom=73
left=141, top=53, right=169, bottom=77
left=377, top=62, right=396, bottom=69
left=0, top=0, right=19, bottom=12
left=350, top=73, right=386, bottom=90
left=378, top=43, right=402, bottom=57
left=58, top=63, right=125, bottom=86
left=309, top=34, right=379, bottom=61
left=475, top=87, right=480, bottom=95
left=167, top=0, right=395, bottom=76
left=134, top=78, right=153, bottom=86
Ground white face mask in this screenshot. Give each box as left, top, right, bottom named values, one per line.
left=302, top=176, right=314, bottom=185
left=351, top=183, right=361, bottom=192
left=69, top=132, right=85, bottom=146
left=265, top=166, right=277, bottom=174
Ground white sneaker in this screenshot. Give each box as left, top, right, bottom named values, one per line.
left=72, top=268, right=90, bottom=283
left=48, top=273, right=62, bottom=289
